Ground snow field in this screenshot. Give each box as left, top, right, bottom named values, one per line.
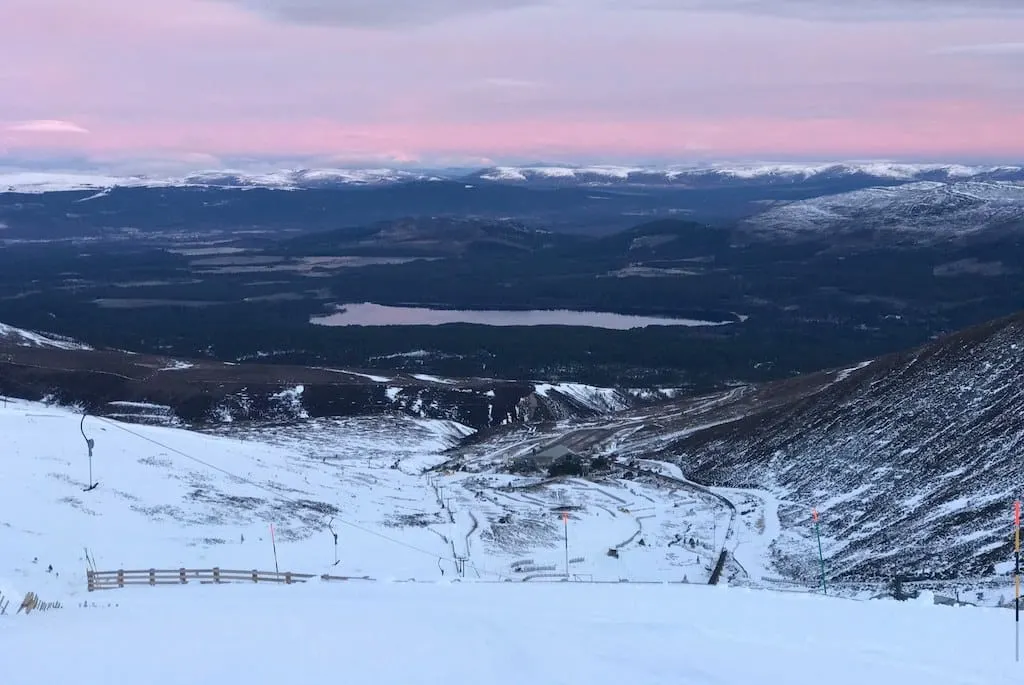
left=0, top=399, right=728, bottom=604
left=1, top=581, right=1017, bottom=685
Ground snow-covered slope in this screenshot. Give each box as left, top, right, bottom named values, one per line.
left=452, top=311, right=1024, bottom=595
left=4, top=580, right=1016, bottom=685
left=0, top=398, right=731, bottom=606
left=0, top=322, right=91, bottom=350
left=5, top=402, right=1014, bottom=685
left=742, top=180, right=1024, bottom=239
left=5, top=161, right=1023, bottom=193
left=628, top=312, right=1024, bottom=580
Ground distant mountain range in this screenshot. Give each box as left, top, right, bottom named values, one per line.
left=4, top=161, right=1024, bottom=194
left=742, top=180, right=1024, bottom=242
left=4, top=161, right=1023, bottom=241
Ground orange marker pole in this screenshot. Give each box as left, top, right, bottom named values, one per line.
left=812, top=508, right=827, bottom=595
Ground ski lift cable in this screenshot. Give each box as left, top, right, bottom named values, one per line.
left=93, top=416, right=498, bottom=578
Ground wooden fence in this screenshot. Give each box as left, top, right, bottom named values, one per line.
left=0, top=590, right=61, bottom=614
left=86, top=568, right=315, bottom=591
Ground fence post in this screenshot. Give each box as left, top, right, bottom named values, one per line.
left=252, top=570, right=258, bottom=583
left=117, top=569, right=124, bottom=588
left=179, top=568, right=187, bottom=584
left=87, top=570, right=95, bottom=592
left=213, top=567, right=220, bottom=583
left=149, top=569, right=156, bottom=586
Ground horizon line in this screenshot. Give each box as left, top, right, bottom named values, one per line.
left=4, top=157, right=1024, bottom=177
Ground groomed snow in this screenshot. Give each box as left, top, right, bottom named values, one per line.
left=3, top=581, right=1017, bottom=684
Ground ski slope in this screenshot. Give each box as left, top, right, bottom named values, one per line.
left=3, top=581, right=1017, bottom=685
left=1, top=398, right=1020, bottom=684
left=0, top=398, right=730, bottom=604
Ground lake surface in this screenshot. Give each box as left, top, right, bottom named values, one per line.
left=310, top=302, right=736, bottom=330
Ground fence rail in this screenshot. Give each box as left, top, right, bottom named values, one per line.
left=320, top=574, right=374, bottom=582
left=84, top=566, right=1018, bottom=609
left=86, top=568, right=315, bottom=591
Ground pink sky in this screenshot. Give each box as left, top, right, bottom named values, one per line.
left=2, top=0, right=1024, bottom=169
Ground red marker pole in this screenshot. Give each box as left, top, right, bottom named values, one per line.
left=812, top=509, right=827, bottom=595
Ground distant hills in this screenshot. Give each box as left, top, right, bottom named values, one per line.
left=4, top=161, right=1024, bottom=194
left=743, top=181, right=1024, bottom=243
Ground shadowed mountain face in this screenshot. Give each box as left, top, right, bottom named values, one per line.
left=650, top=312, right=1024, bottom=579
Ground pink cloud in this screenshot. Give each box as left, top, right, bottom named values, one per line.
left=6, top=120, right=89, bottom=134
left=2, top=0, right=1023, bottom=164
left=10, top=98, right=1019, bottom=160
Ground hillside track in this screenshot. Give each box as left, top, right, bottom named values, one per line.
left=623, top=466, right=738, bottom=584
left=533, top=419, right=741, bottom=584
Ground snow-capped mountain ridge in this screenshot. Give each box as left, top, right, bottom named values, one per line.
left=0, top=168, right=439, bottom=194
left=4, top=161, right=1023, bottom=194
left=743, top=180, right=1024, bottom=238
left=476, top=162, right=1024, bottom=184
